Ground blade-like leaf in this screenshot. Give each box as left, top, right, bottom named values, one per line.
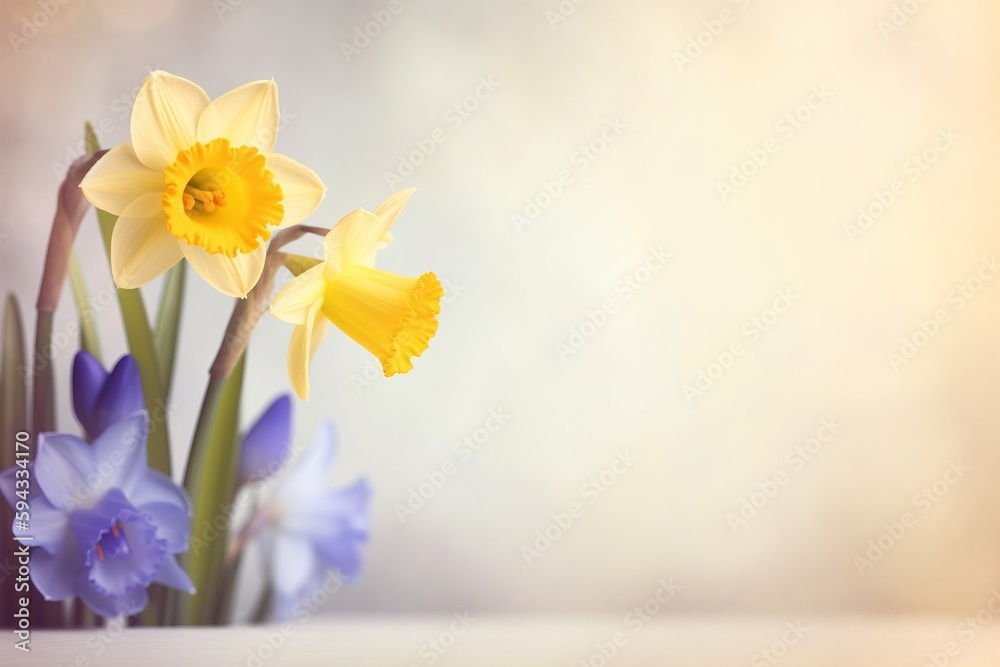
left=177, top=354, right=246, bottom=625
left=282, top=253, right=321, bottom=277
left=67, top=250, right=102, bottom=362
left=1, top=293, right=27, bottom=463
left=154, top=263, right=186, bottom=398
left=0, top=294, right=27, bottom=627
left=87, top=127, right=172, bottom=477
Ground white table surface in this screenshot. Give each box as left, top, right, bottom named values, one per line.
left=3, top=615, right=999, bottom=666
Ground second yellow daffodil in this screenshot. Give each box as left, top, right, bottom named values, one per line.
left=270, top=190, right=442, bottom=400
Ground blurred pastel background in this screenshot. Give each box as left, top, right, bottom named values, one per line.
left=1, top=0, right=999, bottom=617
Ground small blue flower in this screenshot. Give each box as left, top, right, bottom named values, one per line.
left=0, top=411, right=194, bottom=618
left=72, top=351, right=144, bottom=440
left=257, top=422, right=369, bottom=620
left=237, top=395, right=292, bottom=486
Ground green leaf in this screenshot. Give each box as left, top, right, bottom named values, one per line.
left=0, top=294, right=27, bottom=625
left=178, top=354, right=246, bottom=625
left=67, top=250, right=102, bottom=362
left=283, top=253, right=321, bottom=277
left=154, top=263, right=186, bottom=398
left=87, top=127, right=172, bottom=477
left=1, top=293, right=27, bottom=466
left=92, top=204, right=172, bottom=476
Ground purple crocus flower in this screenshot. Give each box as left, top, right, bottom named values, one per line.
left=255, top=422, right=369, bottom=620
left=72, top=351, right=144, bottom=439
left=237, top=395, right=292, bottom=486
left=0, top=411, right=194, bottom=618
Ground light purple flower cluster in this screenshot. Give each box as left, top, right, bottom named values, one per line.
left=2, top=353, right=371, bottom=622
left=238, top=400, right=370, bottom=621
left=1, top=352, right=193, bottom=618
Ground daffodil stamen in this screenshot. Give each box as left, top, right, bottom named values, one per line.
left=183, top=184, right=225, bottom=212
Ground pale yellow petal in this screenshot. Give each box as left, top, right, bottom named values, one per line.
left=270, top=263, right=326, bottom=325
left=197, top=80, right=280, bottom=152
left=322, top=208, right=380, bottom=271
left=265, top=153, right=326, bottom=228
left=131, top=71, right=210, bottom=171
left=287, top=300, right=329, bottom=401
left=322, top=189, right=415, bottom=269
left=181, top=243, right=265, bottom=299
left=372, top=188, right=415, bottom=236
left=80, top=142, right=164, bottom=216
left=110, top=193, right=183, bottom=289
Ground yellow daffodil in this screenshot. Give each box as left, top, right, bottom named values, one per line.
left=270, top=189, right=442, bottom=400
left=80, top=71, right=326, bottom=298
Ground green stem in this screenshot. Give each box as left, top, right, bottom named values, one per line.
left=31, top=312, right=54, bottom=436
left=67, top=250, right=102, bottom=362
left=138, top=585, right=166, bottom=626
left=251, top=584, right=272, bottom=624
left=212, top=496, right=261, bottom=625
left=154, top=263, right=186, bottom=397
left=212, top=539, right=243, bottom=625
